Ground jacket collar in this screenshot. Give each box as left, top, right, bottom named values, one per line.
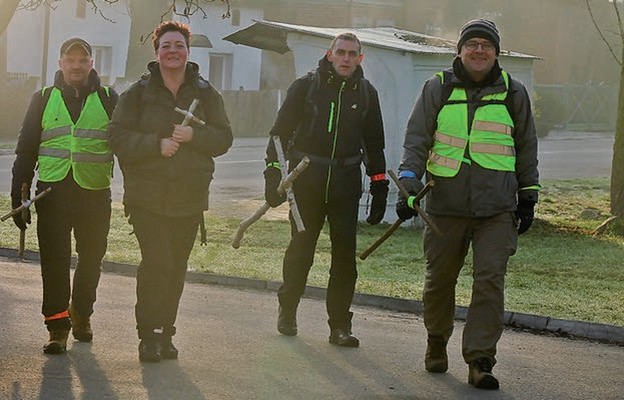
left=144, top=61, right=201, bottom=88
left=316, top=56, right=364, bottom=87
left=53, top=69, right=101, bottom=97
left=452, top=57, right=503, bottom=89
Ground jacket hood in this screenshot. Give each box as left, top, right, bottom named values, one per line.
left=53, top=68, right=102, bottom=95
left=143, top=61, right=202, bottom=85
left=317, top=55, right=364, bottom=84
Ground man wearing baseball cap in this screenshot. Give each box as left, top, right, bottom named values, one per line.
left=11, top=37, right=118, bottom=354
left=396, top=19, right=540, bottom=389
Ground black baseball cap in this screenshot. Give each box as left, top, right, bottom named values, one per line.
left=60, top=37, right=92, bottom=57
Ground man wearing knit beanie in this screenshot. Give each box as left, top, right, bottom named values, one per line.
left=396, top=18, right=540, bottom=390
left=457, top=18, right=501, bottom=55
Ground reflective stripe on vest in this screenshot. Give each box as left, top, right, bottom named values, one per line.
left=38, top=87, right=112, bottom=190
left=426, top=70, right=515, bottom=177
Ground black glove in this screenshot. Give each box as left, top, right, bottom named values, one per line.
left=395, top=177, right=424, bottom=220
left=366, top=179, right=389, bottom=225
left=515, top=199, right=535, bottom=235
left=11, top=197, right=31, bottom=231
left=264, top=166, right=286, bottom=208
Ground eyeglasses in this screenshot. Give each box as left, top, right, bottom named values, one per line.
left=463, top=41, right=495, bottom=52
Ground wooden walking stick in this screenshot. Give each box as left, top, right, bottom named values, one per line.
left=231, top=135, right=308, bottom=249
left=1, top=187, right=52, bottom=222
left=18, top=183, right=27, bottom=257
left=359, top=178, right=435, bottom=260
left=1, top=186, right=52, bottom=258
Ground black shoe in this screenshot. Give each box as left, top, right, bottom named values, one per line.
left=329, top=329, right=360, bottom=348
left=277, top=306, right=297, bottom=336
left=425, top=336, right=448, bottom=373
left=160, top=337, right=179, bottom=360
left=43, top=330, right=70, bottom=355
left=138, top=339, right=161, bottom=363
left=468, top=357, right=500, bottom=390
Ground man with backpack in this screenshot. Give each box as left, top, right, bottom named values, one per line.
left=264, top=32, right=388, bottom=347
left=11, top=37, right=118, bottom=354
left=396, top=19, right=540, bottom=389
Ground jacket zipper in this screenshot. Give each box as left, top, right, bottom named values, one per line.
left=325, top=81, right=346, bottom=203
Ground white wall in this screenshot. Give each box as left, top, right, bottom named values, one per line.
left=186, top=5, right=262, bottom=90
left=7, top=0, right=130, bottom=86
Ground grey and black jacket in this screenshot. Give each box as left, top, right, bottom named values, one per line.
left=400, top=58, right=539, bottom=217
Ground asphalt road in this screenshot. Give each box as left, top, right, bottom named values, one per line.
left=0, top=258, right=622, bottom=400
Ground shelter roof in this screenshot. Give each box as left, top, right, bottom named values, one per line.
left=224, top=19, right=538, bottom=59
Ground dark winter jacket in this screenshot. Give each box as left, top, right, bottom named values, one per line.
left=11, top=69, right=118, bottom=208
left=107, top=61, right=233, bottom=217
left=266, top=57, right=386, bottom=201
left=400, top=58, right=540, bottom=217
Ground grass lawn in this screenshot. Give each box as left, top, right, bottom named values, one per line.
left=1, top=177, right=623, bottom=327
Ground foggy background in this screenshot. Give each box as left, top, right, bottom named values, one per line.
left=0, top=0, right=620, bottom=141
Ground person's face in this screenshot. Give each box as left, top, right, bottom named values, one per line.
left=326, top=38, right=363, bottom=78
left=156, top=31, right=188, bottom=71
left=459, top=37, right=497, bottom=81
left=58, top=47, right=93, bottom=88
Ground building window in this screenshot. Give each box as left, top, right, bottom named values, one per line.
left=209, top=53, right=233, bottom=91
left=231, top=9, right=240, bottom=26
left=76, top=0, right=86, bottom=19
left=93, top=46, right=112, bottom=84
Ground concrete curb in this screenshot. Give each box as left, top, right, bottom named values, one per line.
left=2, top=247, right=622, bottom=345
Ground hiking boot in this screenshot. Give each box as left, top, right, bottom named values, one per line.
left=68, top=304, right=93, bottom=342
left=329, top=329, right=360, bottom=348
left=160, top=336, right=179, bottom=360
left=468, top=357, right=500, bottom=390
left=138, top=339, right=161, bottom=363
left=43, top=330, right=70, bottom=355
left=425, top=336, right=448, bottom=373
left=277, top=306, right=297, bottom=336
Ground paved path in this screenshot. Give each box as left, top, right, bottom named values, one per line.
left=0, top=257, right=622, bottom=399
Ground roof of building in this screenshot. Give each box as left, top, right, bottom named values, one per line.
left=224, top=19, right=538, bottom=59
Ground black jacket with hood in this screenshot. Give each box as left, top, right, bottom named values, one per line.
left=266, top=56, right=386, bottom=201
left=107, top=61, right=233, bottom=217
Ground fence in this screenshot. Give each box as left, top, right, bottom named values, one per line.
left=221, top=89, right=282, bottom=138
left=534, top=83, right=617, bottom=136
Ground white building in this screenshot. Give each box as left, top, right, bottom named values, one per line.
left=4, top=0, right=263, bottom=91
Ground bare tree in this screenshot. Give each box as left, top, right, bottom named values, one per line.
left=587, top=0, right=624, bottom=233
left=0, top=0, right=230, bottom=38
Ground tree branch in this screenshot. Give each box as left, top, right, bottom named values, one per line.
left=586, top=0, right=621, bottom=66
left=613, top=0, right=624, bottom=47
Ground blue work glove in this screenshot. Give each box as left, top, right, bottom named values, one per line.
left=395, top=177, right=424, bottom=220
left=515, top=199, right=535, bottom=235
left=264, top=166, right=286, bottom=208
left=366, top=179, right=389, bottom=225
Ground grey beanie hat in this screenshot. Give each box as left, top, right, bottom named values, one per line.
left=457, top=19, right=500, bottom=55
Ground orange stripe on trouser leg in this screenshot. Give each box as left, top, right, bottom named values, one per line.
left=45, top=310, right=69, bottom=321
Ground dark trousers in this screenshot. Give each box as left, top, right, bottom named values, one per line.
left=278, top=193, right=359, bottom=331
left=422, top=212, right=517, bottom=365
left=130, top=208, right=200, bottom=339
left=35, top=177, right=111, bottom=331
